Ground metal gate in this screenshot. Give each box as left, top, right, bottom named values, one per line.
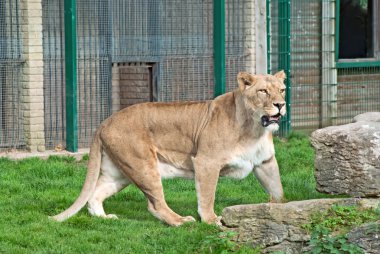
left=268, top=0, right=380, bottom=134
left=0, top=0, right=25, bottom=150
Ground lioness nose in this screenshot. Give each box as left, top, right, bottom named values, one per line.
left=274, top=103, right=285, bottom=110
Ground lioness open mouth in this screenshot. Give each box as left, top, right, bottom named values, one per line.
left=261, top=113, right=282, bottom=127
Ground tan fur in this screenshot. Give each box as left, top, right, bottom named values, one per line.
left=52, top=71, right=287, bottom=226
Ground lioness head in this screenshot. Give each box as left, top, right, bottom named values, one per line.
left=237, top=71, right=286, bottom=131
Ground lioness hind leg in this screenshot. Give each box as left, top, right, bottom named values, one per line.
left=107, top=142, right=195, bottom=226
left=137, top=165, right=195, bottom=226
left=87, top=175, right=130, bottom=219
left=121, top=162, right=194, bottom=225
left=88, top=153, right=131, bottom=219
left=141, top=188, right=196, bottom=226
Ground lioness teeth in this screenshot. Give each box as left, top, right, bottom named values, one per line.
left=269, top=116, right=280, bottom=121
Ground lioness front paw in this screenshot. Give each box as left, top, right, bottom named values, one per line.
left=105, top=214, right=118, bottom=219
left=172, top=216, right=196, bottom=226
left=182, top=216, right=196, bottom=223
left=201, top=214, right=222, bottom=225
left=269, top=195, right=286, bottom=203
left=215, top=216, right=223, bottom=227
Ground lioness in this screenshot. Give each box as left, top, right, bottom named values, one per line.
left=52, top=71, right=286, bottom=226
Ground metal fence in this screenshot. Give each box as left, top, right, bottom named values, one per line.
left=225, top=0, right=255, bottom=92
left=42, top=0, right=255, bottom=149
left=0, top=0, right=24, bottom=150
left=4, top=0, right=378, bottom=150
left=268, top=0, right=380, bottom=133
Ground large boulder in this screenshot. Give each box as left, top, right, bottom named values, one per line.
left=221, top=198, right=379, bottom=254
left=311, top=115, right=380, bottom=197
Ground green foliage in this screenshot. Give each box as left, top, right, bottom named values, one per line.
left=304, top=205, right=379, bottom=233
left=200, top=231, right=239, bottom=253
left=304, top=205, right=380, bottom=254
left=81, top=153, right=89, bottom=161
left=307, top=226, right=363, bottom=254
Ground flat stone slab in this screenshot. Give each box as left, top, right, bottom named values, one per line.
left=311, top=121, right=380, bottom=197
left=221, top=198, right=380, bottom=254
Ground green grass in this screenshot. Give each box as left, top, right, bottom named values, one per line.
left=0, top=133, right=330, bottom=253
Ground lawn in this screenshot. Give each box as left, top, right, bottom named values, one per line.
left=0, top=133, right=330, bottom=253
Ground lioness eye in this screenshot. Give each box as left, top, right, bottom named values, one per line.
left=280, top=89, right=285, bottom=93
left=258, top=89, right=268, bottom=94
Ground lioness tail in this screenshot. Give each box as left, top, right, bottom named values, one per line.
left=51, top=131, right=102, bottom=222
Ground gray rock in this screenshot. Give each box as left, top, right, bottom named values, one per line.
left=347, top=221, right=380, bottom=254
left=311, top=121, right=380, bottom=197
left=353, top=112, right=380, bottom=123
left=221, top=198, right=380, bottom=254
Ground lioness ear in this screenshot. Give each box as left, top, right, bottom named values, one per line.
left=274, top=70, right=286, bottom=82
left=237, top=72, right=256, bottom=91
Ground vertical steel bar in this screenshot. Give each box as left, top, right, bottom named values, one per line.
left=213, top=0, right=226, bottom=97
left=64, top=0, right=78, bottom=152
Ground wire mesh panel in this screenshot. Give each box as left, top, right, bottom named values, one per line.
left=225, top=0, right=256, bottom=92
left=111, top=0, right=215, bottom=101
left=0, top=0, right=25, bottom=150
left=42, top=0, right=65, bottom=150
left=336, top=67, right=380, bottom=124
left=77, top=0, right=112, bottom=147
left=269, top=0, right=325, bottom=132
left=42, top=0, right=112, bottom=149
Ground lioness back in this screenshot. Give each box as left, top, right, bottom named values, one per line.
left=98, top=99, right=215, bottom=170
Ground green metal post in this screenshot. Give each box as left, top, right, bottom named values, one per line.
left=213, top=0, right=226, bottom=97
left=278, top=0, right=291, bottom=136
left=64, top=0, right=78, bottom=152
left=266, top=0, right=271, bottom=74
